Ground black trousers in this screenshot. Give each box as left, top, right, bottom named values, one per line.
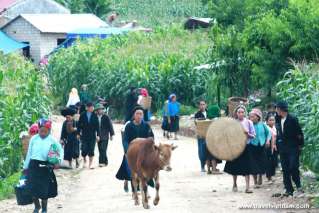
left=81, top=139, right=96, bottom=157
left=278, top=144, right=301, bottom=193
left=98, top=139, right=109, bottom=164
left=265, top=147, right=278, bottom=178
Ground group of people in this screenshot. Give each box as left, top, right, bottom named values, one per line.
left=21, top=82, right=304, bottom=212
left=195, top=100, right=304, bottom=197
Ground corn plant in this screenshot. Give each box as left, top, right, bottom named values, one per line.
left=0, top=53, right=51, bottom=179
left=276, top=63, right=319, bottom=174
left=47, top=27, right=211, bottom=116
left=111, top=0, right=207, bottom=27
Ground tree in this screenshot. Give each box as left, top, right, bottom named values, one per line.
left=83, top=0, right=112, bottom=18
left=206, top=0, right=319, bottom=99
left=56, top=0, right=112, bottom=18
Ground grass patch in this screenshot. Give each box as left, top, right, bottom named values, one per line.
left=0, top=172, right=20, bottom=201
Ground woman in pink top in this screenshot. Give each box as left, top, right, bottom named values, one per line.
left=224, top=105, right=257, bottom=193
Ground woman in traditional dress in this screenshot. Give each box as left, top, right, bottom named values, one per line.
left=124, top=87, right=138, bottom=123
left=167, top=94, right=180, bottom=140
left=161, top=99, right=170, bottom=138
left=116, top=106, right=154, bottom=192
left=61, top=107, right=80, bottom=168
left=249, top=108, right=271, bottom=188
left=224, top=105, right=256, bottom=193
left=265, top=113, right=278, bottom=183
left=137, top=88, right=150, bottom=122
left=23, top=119, right=63, bottom=213
left=66, top=88, right=80, bottom=107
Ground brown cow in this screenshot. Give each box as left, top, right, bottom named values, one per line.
left=127, top=137, right=177, bottom=209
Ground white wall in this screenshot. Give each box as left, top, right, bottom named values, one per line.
left=2, top=17, right=41, bottom=63
left=40, top=33, right=66, bottom=60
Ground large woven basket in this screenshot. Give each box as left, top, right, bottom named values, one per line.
left=228, top=97, right=249, bottom=117
left=206, top=117, right=247, bottom=161
left=141, top=96, right=152, bottom=109
left=195, top=119, right=213, bottom=138
left=21, top=136, right=31, bottom=158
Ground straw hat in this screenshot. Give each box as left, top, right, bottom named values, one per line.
left=206, top=117, right=247, bottom=161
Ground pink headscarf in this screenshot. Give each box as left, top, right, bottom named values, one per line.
left=29, top=124, right=39, bottom=136
left=250, top=108, right=263, bottom=120
left=140, top=88, right=148, bottom=97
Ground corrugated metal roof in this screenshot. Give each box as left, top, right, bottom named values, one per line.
left=9, top=13, right=108, bottom=33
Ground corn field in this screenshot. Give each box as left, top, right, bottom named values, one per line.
left=0, top=53, right=51, bottom=179
left=276, top=63, right=319, bottom=174
left=47, top=27, right=211, bottom=116
left=111, top=0, right=207, bottom=26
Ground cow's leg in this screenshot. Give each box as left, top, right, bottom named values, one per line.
left=141, top=178, right=149, bottom=209
left=131, top=173, right=139, bottom=205
left=153, top=174, right=160, bottom=206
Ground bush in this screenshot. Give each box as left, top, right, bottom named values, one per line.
left=47, top=27, right=211, bottom=118
left=179, top=105, right=197, bottom=116
left=0, top=172, right=20, bottom=200
left=0, top=53, right=51, bottom=179
left=276, top=63, right=319, bottom=174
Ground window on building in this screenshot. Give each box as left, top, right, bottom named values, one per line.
left=57, top=38, right=66, bottom=46
left=22, top=42, right=30, bottom=59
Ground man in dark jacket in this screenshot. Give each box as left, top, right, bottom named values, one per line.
left=78, top=102, right=99, bottom=169
left=275, top=101, right=304, bottom=197
left=95, top=103, right=115, bottom=167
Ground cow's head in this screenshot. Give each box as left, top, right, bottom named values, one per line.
left=157, top=143, right=177, bottom=172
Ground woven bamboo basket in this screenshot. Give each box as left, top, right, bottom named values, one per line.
left=228, top=97, right=249, bottom=117
left=206, top=117, right=247, bottom=161
left=141, top=96, right=152, bottom=109
left=195, top=119, right=213, bottom=138
left=22, top=135, right=31, bottom=158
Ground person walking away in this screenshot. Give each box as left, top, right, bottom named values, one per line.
left=224, top=105, right=256, bottom=193
left=66, top=88, right=80, bottom=107
left=79, top=84, right=91, bottom=114
left=275, top=101, right=304, bottom=197
left=161, top=99, right=170, bottom=138
left=137, top=88, right=150, bottom=122
left=78, top=102, right=99, bottom=169
left=61, top=107, right=80, bottom=168
left=95, top=103, right=114, bottom=167
left=116, top=106, right=154, bottom=192
left=265, top=113, right=278, bottom=183
left=249, top=108, right=271, bottom=188
left=23, top=119, right=63, bottom=213
left=125, top=87, right=138, bottom=123
left=168, top=94, right=180, bottom=140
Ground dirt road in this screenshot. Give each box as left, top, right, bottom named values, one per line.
left=0, top=116, right=314, bottom=213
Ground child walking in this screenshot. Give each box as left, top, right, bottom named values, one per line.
left=265, top=113, right=278, bottom=182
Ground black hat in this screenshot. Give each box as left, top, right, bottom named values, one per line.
left=86, top=102, right=94, bottom=107
left=61, top=107, right=77, bottom=117
left=276, top=100, right=288, bottom=111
